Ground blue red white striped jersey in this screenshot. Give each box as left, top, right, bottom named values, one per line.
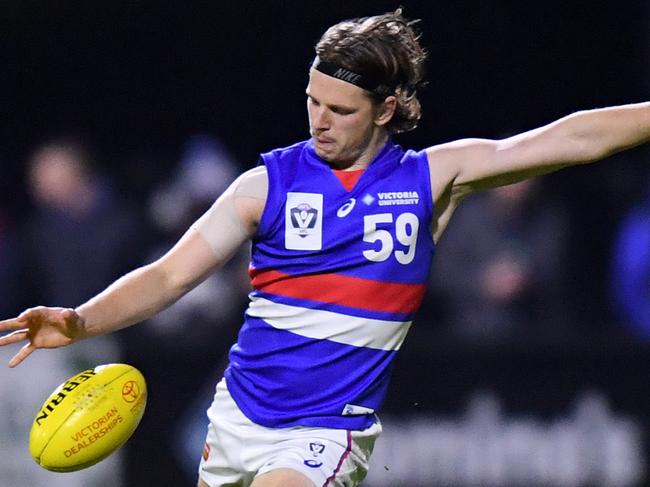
left=225, top=138, right=435, bottom=430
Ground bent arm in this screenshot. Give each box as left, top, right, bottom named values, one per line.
left=77, top=166, right=267, bottom=339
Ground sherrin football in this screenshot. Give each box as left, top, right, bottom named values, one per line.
left=29, top=363, right=147, bottom=472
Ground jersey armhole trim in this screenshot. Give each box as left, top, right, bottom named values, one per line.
left=255, top=155, right=280, bottom=240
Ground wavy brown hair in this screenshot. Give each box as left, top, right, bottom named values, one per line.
left=315, top=8, right=427, bottom=134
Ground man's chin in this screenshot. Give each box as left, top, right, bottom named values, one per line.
left=314, top=145, right=337, bottom=162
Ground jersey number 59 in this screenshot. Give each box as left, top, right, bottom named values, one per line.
left=362, top=213, right=419, bottom=264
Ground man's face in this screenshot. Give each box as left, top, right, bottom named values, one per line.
left=29, top=148, right=86, bottom=208
left=306, top=68, right=379, bottom=166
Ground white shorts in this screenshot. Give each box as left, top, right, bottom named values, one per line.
left=198, top=380, right=382, bottom=487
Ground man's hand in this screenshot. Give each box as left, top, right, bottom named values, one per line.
left=0, top=307, right=85, bottom=367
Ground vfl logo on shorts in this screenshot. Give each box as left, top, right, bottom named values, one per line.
left=303, top=441, right=326, bottom=468
left=285, top=192, right=323, bottom=250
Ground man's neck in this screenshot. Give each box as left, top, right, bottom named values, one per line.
left=329, top=131, right=389, bottom=171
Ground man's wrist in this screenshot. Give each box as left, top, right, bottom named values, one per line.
left=72, top=307, right=90, bottom=342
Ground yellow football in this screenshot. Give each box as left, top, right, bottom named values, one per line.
left=29, top=363, right=147, bottom=472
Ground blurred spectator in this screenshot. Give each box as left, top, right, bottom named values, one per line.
left=610, top=176, right=650, bottom=338
left=123, top=134, right=249, bottom=485
left=138, top=134, right=248, bottom=354
left=24, top=139, right=146, bottom=309
left=430, top=178, right=570, bottom=343
left=0, top=138, right=147, bottom=487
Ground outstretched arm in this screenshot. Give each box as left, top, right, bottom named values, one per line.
left=0, top=166, right=268, bottom=366
left=428, top=102, right=650, bottom=240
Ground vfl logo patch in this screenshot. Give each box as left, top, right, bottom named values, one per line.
left=285, top=192, right=323, bottom=250
left=290, top=204, right=318, bottom=236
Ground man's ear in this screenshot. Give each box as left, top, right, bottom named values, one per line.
left=374, top=96, right=397, bottom=127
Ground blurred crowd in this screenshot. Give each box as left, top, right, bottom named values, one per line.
left=0, top=135, right=648, bottom=486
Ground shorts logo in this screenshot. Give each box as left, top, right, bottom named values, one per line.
left=309, top=442, right=326, bottom=455
left=303, top=441, right=326, bottom=468
left=285, top=192, right=323, bottom=250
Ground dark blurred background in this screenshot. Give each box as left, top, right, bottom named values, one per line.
left=1, top=1, right=649, bottom=486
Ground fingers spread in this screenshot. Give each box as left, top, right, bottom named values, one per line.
left=0, top=317, right=27, bottom=332
left=9, top=343, right=35, bottom=368
left=0, top=329, right=28, bottom=346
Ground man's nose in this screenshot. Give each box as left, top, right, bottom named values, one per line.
left=313, top=107, right=330, bottom=130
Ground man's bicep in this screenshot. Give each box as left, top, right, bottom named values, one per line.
left=156, top=228, right=226, bottom=293
left=427, top=132, right=571, bottom=196
left=193, top=166, right=268, bottom=261
left=426, top=137, right=554, bottom=242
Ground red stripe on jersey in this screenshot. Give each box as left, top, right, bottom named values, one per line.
left=250, top=268, right=425, bottom=314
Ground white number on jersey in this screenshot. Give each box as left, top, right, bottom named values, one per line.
left=362, top=212, right=419, bottom=264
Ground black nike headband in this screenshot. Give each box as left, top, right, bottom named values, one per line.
left=313, top=57, right=394, bottom=97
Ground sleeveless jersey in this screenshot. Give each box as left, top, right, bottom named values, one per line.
left=225, top=138, right=435, bottom=430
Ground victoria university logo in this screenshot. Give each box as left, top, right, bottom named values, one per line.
left=290, top=203, right=318, bottom=237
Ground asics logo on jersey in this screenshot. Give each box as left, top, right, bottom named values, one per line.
left=290, top=204, right=318, bottom=237
left=377, top=190, right=419, bottom=206
left=337, top=198, right=356, bottom=217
